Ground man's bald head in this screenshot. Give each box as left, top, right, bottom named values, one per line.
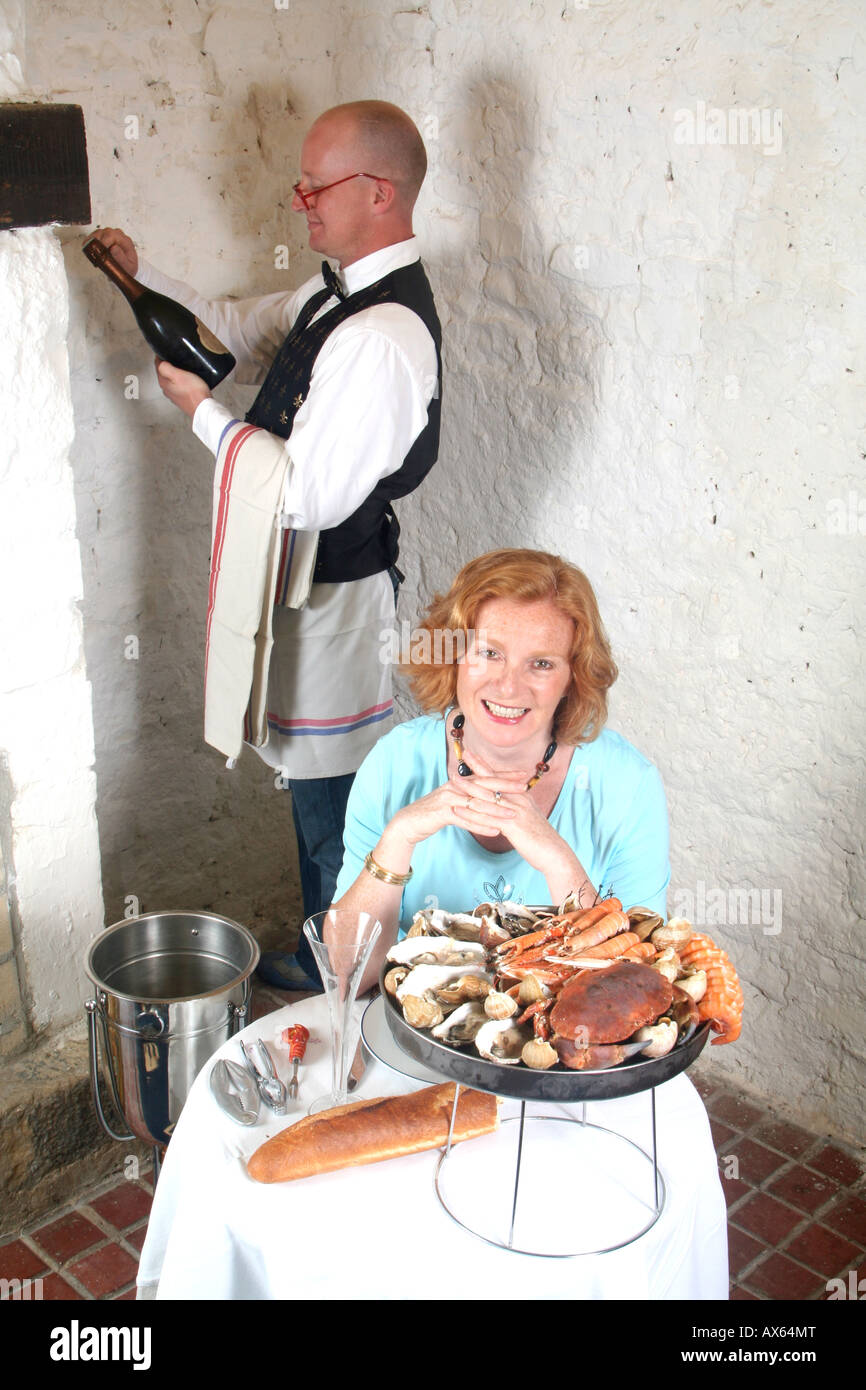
left=312, top=101, right=428, bottom=211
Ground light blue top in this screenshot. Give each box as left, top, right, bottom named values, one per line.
left=334, top=715, right=670, bottom=929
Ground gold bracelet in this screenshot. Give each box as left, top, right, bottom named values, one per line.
left=364, top=851, right=413, bottom=886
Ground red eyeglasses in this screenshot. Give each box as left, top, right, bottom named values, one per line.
left=292, top=172, right=387, bottom=210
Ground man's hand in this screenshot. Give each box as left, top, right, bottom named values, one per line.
left=87, top=226, right=139, bottom=276
left=155, top=358, right=211, bottom=418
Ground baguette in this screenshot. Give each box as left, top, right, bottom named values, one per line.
left=247, top=1083, right=499, bottom=1183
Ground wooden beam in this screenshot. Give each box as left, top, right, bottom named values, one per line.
left=0, top=103, right=91, bottom=229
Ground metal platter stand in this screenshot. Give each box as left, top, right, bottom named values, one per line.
left=381, top=982, right=711, bottom=1258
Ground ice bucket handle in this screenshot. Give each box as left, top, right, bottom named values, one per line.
left=85, top=997, right=136, bottom=1143
left=229, top=975, right=254, bottom=1030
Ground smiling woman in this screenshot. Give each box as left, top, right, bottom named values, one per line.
left=410, top=548, right=618, bottom=744
left=331, top=549, right=668, bottom=995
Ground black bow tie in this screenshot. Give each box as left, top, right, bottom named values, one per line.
left=321, top=261, right=346, bottom=301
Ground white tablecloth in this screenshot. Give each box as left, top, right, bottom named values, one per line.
left=137, top=995, right=728, bottom=1300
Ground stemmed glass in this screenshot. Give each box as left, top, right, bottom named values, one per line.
left=302, top=910, right=381, bottom=1116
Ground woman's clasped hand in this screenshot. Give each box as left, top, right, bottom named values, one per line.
left=391, top=749, right=524, bottom=844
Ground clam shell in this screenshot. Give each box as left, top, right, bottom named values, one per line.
left=402, top=995, right=444, bottom=1029
left=651, top=917, right=694, bottom=950
left=627, top=907, right=664, bottom=941
left=408, top=908, right=454, bottom=937
left=521, top=1038, right=559, bottom=1070
left=676, top=967, right=707, bottom=1003
left=484, top=990, right=519, bottom=1019
left=436, top=973, right=492, bottom=1005
left=383, top=966, right=409, bottom=997
left=473, top=899, right=538, bottom=923
left=632, top=1018, right=678, bottom=1058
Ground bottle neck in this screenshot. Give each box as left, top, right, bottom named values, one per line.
left=82, top=239, right=144, bottom=303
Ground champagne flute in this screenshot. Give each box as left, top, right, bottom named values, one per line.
left=303, top=910, right=381, bottom=1116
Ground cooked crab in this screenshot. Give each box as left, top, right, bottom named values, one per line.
left=550, top=960, right=674, bottom=1047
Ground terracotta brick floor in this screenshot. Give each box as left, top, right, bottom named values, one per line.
left=2, top=987, right=863, bottom=1300
left=0, top=1169, right=154, bottom=1300
left=691, top=1071, right=866, bottom=1300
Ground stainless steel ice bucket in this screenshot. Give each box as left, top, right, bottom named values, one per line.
left=85, top=911, right=260, bottom=1148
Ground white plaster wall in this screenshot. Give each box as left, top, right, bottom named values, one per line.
left=0, top=221, right=106, bottom=1032
left=20, top=0, right=864, bottom=1138
left=29, top=0, right=318, bottom=938
left=0, top=0, right=106, bottom=1038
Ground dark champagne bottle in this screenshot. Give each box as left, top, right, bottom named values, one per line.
left=83, top=237, right=236, bottom=388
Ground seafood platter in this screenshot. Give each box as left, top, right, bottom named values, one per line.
left=380, top=897, right=744, bottom=1102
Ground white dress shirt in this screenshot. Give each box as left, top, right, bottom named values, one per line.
left=137, top=239, right=438, bottom=529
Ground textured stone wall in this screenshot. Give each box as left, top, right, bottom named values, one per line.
left=19, top=0, right=864, bottom=1138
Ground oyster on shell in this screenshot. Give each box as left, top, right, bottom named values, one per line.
left=407, top=908, right=454, bottom=937
left=474, top=1017, right=532, bottom=1065
left=431, top=1001, right=488, bottom=1046
left=439, top=912, right=488, bottom=941
left=385, top=935, right=487, bottom=968
left=395, top=964, right=491, bottom=1006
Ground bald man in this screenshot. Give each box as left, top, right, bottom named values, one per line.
left=94, top=102, right=441, bottom=989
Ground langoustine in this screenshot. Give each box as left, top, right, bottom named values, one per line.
left=677, top=931, right=743, bottom=1044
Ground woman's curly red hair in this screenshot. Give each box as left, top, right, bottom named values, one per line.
left=401, top=549, right=618, bottom=744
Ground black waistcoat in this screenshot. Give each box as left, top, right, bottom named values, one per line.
left=245, top=260, right=442, bottom=584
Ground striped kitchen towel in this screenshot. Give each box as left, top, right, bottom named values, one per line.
left=204, top=419, right=318, bottom=759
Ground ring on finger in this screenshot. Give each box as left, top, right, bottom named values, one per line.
left=494, top=790, right=502, bottom=804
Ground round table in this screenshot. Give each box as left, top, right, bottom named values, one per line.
left=136, top=992, right=728, bottom=1300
